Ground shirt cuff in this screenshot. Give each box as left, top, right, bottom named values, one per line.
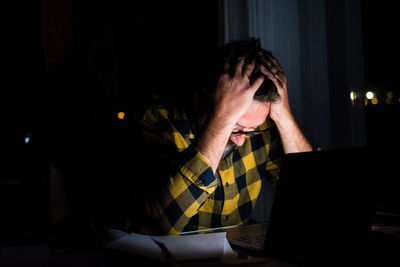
left=178, top=145, right=216, bottom=188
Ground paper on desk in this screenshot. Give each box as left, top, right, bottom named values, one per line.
left=105, top=230, right=235, bottom=261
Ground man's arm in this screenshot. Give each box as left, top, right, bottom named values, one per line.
left=260, top=55, right=312, bottom=154
left=138, top=106, right=219, bottom=235
left=194, top=57, right=265, bottom=172
left=139, top=58, right=264, bottom=235
left=272, top=113, right=312, bottom=154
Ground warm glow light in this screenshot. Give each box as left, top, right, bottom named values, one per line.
left=371, top=97, right=378, bottom=105
left=364, top=98, right=368, bottom=106
left=350, top=90, right=357, bottom=105
left=117, top=112, right=125, bottom=120
left=366, top=91, right=374, bottom=100
left=350, top=91, right=356, bottom=101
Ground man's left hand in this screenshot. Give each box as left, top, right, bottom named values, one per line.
left=259, top=53, right=293, bottom=123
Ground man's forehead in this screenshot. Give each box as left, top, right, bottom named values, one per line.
left=236, top=100, right=270, bottom=127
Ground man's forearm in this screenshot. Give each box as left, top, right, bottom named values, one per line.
left=194, top=113, right=235, bottom=173
left=192, top=55, right=264, bottom=173
left=274, top=115, right=312, bottom=154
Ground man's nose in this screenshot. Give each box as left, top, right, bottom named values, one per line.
left=230, top=134, right=247, bottom=147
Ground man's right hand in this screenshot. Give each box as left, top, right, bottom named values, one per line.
left=194, top=56, right=265, bottom=173
left=212, top=56, right=265, bottom=125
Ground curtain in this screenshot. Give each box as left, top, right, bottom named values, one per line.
left=219, top=0, right=365, bottom=221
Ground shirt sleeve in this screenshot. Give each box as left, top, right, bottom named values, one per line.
left=139, top=105, right=218, bottom=235
left=265, top=124, right=284, bottom=186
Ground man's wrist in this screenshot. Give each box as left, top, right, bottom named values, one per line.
left=271, top=112, right=297, bottom=132
left=207, top=109, right=237, bottom=130
left=271, top=112, right=312, bottom=153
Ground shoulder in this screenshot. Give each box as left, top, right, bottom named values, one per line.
left=139, top=95, right=191, bottom=132
left=139, top=95, right=175, bottom=123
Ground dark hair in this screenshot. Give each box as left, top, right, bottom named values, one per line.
left=212, top=38, right=280, bottom=103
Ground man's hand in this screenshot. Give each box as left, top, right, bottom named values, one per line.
left=259, top=53, right=292, bottom=123
left=212, top=56, right=265, bottom=124
left=259, top=53, right=313, bottom=153
left=194, top=56, right=264, bottom=172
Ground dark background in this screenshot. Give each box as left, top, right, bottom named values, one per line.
left=2, top=0, right=221, bottom=240
left=1, top=0, right=399, bottom=242
left=361, top=2, right=400, bottom=150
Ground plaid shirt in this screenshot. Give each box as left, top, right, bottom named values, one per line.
left=138, top=96, right=283, bottom=235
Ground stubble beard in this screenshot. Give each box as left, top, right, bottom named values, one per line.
left=222, top=140, right=236, bottom=159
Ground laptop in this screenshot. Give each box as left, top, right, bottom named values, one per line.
left=227, top=147, right=380, bottom=264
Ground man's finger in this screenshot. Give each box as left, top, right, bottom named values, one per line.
left=269, top=65, right=281, bottom=75
left=265, top=53, right=281, bottom=69
left=258, top=53, right=273, bottom=69
left=242, top=59, right=256, bottom=79
left=234, top=56, right=246, bottom=76
left=249, top=74, right=265, bottom=92
left=260, top=66, right=283, bottom=87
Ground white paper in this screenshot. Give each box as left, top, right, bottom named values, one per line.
left=223, top=237, right=236, bottom=258
left=105, top=231, right=234, bottom=261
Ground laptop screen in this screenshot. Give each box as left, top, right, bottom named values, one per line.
left=263, top=147, right=379, bottom=262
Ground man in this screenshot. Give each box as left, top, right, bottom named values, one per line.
left=131, top=38, right=312, bottom=235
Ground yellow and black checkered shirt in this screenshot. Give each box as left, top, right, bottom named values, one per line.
left=139, top=97, right=283, bottom=235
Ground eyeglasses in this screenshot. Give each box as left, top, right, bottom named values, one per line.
left=231, top=129, right=269, bottom=137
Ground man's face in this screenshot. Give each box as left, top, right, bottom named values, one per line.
left=229, top=100, right=270, bottom=147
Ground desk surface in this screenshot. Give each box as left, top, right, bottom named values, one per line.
left=1, top=223, right=400, bottom=267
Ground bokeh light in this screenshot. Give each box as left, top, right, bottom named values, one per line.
left=117, top=112, right=125, bottom=120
